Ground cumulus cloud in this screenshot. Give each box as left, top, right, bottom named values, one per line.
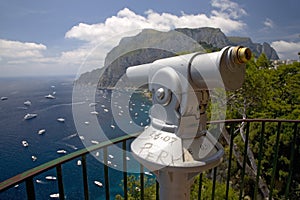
left=211, top=0, right=247, bottom=19
left=1, top=0, right=249, bottom=76
left=65, top=6, right=246, bottom=44
left=0, top=39, right=46, bottom=59
left=64, top=2, right=247, bottom=73
left=271, top=40, right=300, bottom=60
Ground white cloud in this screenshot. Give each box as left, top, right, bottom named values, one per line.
left=1, top=1, right=249, bottom=76
left=0, top=39, right=46, bottom=59
left=263, top=18, right=274, bottom=29
left=63, top=4, right=247, bottom=74
left=211, top=0, right=247, bottom=19
left=271, top=40, right=300, bottom=60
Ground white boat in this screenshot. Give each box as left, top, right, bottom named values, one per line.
left=77, top=160, right=82, bottom=166
left=36, top=179, right=43, bottom=184
left=24, top=113, right=37, bottom=120
left=95, top=152, right=100, bottom=157
left=22, top=140, right=29, bottom=147
left=24, top=100, right=31, bottom=106
left=110, top=125, right=115, bottom=129
left=45, top=176, right=57, bottom=180
left=94, top=180, right=103, bottom=187
left=50, top=193, right=59, bottom=198
left=89, top=102, right=97, bottom=107
left=45, top=94, right=55, bottom=99
left=31, top=156, right=37, bottom=161
left=57, top=150, right=67, bottom=154
left=91, top=140, right=99, bottom=145
left=126, top=156, right=130, bottom=161
left=1, top=96, right=8, bottom=101
left=144, top=171, right=153, bottom=176
left=90, top=111, right=99, bottom=115
left=79, top=136, right=85, bottom=140
left=57, top=118, right=65, bottom=122
left=103, top=108, right=109, bottom=113
left=38, top=129, right=46, bottom=135
left=84, top=121, right=90, bottom=125
left=108, top=154, right=114, bottom=159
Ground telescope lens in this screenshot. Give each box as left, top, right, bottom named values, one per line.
left=237, top=47, right=252, bottom=63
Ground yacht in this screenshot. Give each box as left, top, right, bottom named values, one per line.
left=77, top=160, right=82, bottom=166
left=90, top=111, right=99, bottom=115
left=57, top=150, right=67, bottom=154
left=94, top=181, right=103, bottom=187
left=91, top=140, right=99, bottom=145
left=1, top=96, right=8, bottom=101
left=23, top=100, right=31, bottom=106
left=22, top=140, right=29, bottom=147
left=89, top=102, right=97, bottom=107
left=31, top=156, right=37, bottom=161
left=38, top=129, right=46, bottom=135
left=45, top=176, right=57, bottom=180
left=57, top=118, right=65, bottom=122
left=24, top=113, right=37, bottom=120
left=49, top=193, right=59, bottom=198
left=45, top=94, right=55, bottom=99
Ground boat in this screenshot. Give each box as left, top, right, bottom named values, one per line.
left=50, top=193, right=59, bottom=198
left=77, top=160, right=82, bottom=166
left=22, top=140, right=29, bottom=147
left=38, top=129, right=46, bottom=135
left=89, top=102, right=97, bottom=107
left=45, top=176, right=57, bottom=180
left=103, top=108, right=109, bottom=113
left=108, top=154, right=114, bottom=159
left=31, top=156, right=37, bottom=161
left=79, top=136, right=85, bottom=140
left=94, top=181, right=103, bottom=187
left=1, top=96, right=8, bottom=101
left=24, top=113, right=37, bottom=120
left=91, top=140, right=99, bottom=145
left=57, top=118, right=65, bottom=122
left=45, top=94, right=55, bottom=99
left=57, top=150, right=67, bottom=154
left=90, top=111, right=99, bottom=115
left=24, top=100, right=31, bottom=106
left=110, top=125, right=115, bottom=129
left=84, top=121, right=90, bottom=125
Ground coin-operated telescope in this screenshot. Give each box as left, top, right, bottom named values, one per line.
left=126, top=46, right=251, bottom=199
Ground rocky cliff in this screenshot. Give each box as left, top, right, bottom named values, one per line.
left=76, top=27, right=279, bottom=87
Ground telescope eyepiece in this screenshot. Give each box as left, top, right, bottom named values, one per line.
left=233, top=46, right=252, bottom=64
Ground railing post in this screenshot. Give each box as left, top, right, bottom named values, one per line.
left=239, top=122, right=250, bottom=199
left=269, top=122, right=281, bottom=200
left=140, top=164, right=144, bottom=200
left=254, top=121, right=265, bottom=200
left=122, top=141, right=128, bottom=200
left=284, top=122, right=298, bottom=198
left=103, top=147, right=110, bottom=200
left=26, top=177, right=35, bottom=200
left=56, top=164, right=65, bottom=200
left=198, top=173, right=203, bottom=200
left=225, top=123, right=235, bottom=199
left=82, top=154, right=89, bottom=200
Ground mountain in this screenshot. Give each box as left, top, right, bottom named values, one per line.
left=175, top=27, right=279, bottom=60
left=76, top=27, right=279, bottom=87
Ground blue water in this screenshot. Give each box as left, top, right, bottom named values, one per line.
left=0, top=77, right=152, bottom=199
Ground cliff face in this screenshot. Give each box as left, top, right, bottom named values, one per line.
left=176, top=28, right=279, bottom=60
left=77, top=27, right=279, bottom=87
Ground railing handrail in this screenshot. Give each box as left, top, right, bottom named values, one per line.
left=0, top=118, right=299, bottom=196
left=0, top=132, right=140, bottom=191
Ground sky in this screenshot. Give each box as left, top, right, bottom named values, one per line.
left=0, top=0, right=299, bottom=77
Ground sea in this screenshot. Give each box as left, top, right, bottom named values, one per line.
left=0, top=76, right=152, bottom=200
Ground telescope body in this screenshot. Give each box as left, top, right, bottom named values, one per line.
left=126, top=46, right=251, bottom=91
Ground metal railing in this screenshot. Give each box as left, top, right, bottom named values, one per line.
left=0, top=119, right=299, bottom=199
